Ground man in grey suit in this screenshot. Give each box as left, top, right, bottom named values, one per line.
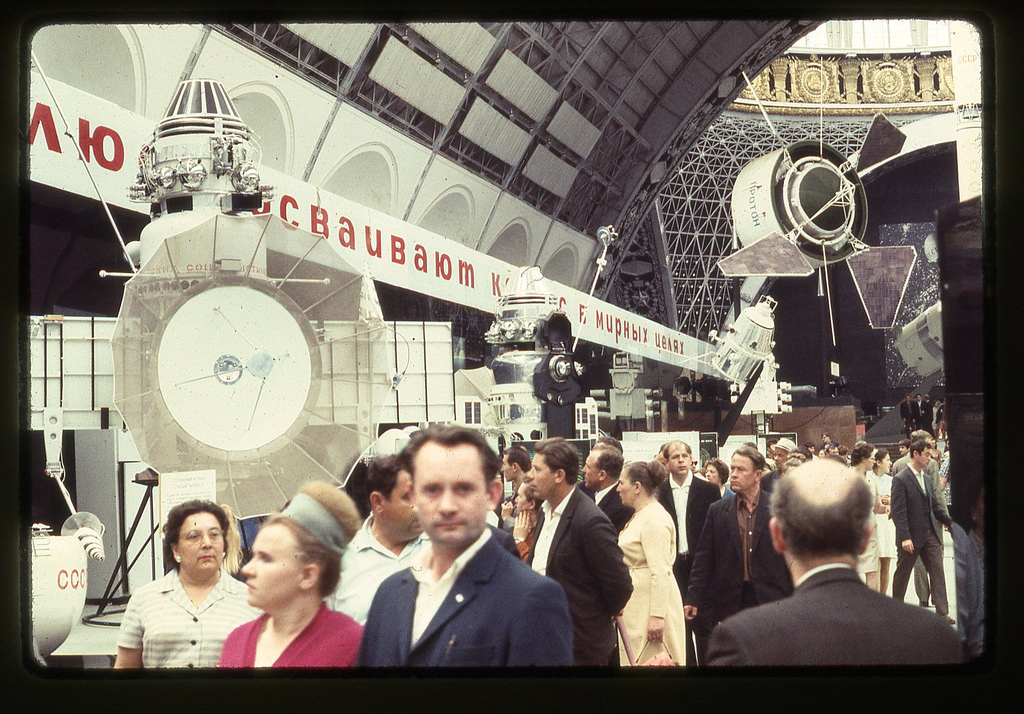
left=891, top=439, right=955, bottom=625
left=707, top=459, right=961, bottom=665
left=527, top=437, right=632, bottom=666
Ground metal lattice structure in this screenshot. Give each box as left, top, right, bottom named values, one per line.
left=214, top=20, right=816, bottom=239
left=605, top=211, right=672, bottom=327
left=653, top=112, right=882, bottom=341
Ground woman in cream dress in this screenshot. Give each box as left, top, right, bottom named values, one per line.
left=851, top=441, right=885, bottom=590
left=615, top=461, right=687, bottom=666
left=872, top=448, right=896, bottom=594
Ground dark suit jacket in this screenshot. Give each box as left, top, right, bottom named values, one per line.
left=899, top=400, right=913, bottom=422
left=910, top=400, right=922, bottom=427
left=489, top=524, right=521, bottom=558
left=528, top=487, right=632, bottom=666
left=596, top=487, right=633, bottom=533
left=656, top=474, right=720, bottom=558
left=921, top=399, right=934, bottom=426
left=357, top=536, right=573, bottom=666
left=891, top=466, right=952, bottom=548
left=685, top=490, right=793, bottom=624
left=759, top=469, right=779, bottom=494
left=706, top=567, right=962, bottom=665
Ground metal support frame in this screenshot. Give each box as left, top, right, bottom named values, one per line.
left=84, top=474, right=159, bottom=624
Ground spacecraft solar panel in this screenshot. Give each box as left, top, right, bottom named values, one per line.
left=716, top=232, right=815, bottom=277
left=847, top=245, right=917, bottom=329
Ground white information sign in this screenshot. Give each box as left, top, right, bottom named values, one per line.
left=158, top=469, right=218, bottom=526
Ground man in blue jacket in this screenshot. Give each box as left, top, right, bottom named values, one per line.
left=357, top=425, right=573, bottom=666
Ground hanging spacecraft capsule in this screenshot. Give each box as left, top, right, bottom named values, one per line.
left=719, top=141, right=869, bottom=277
left=709, top=296, right=778, bottom=384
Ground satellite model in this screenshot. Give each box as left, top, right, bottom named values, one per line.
left=111, top=79, right=396, bottom=518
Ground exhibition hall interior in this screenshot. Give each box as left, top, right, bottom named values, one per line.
left=22, top=17, right=991, bottom=673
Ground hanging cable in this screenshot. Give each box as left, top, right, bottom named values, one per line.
left=741, top=72, right=783, bottom=149
left=30, top=51, right=138, bottom=273
left=820, top=245, right=837, bottom=347
left=818, top=61, right=825, bottom=156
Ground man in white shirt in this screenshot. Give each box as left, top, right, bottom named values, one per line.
left=582, top=446, right=632, bottom=532
left=330, top=455, right=427, bottom=624
left=655, top=440, right=720, bottom=664
left=358, top=425, right=572, bottom=666
left=706, top=458, right=961, bottom=665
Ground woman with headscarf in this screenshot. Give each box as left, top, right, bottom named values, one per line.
left=114, top=500, right=257, bottom=668
left=219, top=481, right=363, bottom=668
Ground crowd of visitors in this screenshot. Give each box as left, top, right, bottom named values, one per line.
left=114, top=415, right=976, bottom=668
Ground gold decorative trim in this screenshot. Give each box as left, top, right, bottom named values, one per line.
left=734, top=51, right=955, bottom=114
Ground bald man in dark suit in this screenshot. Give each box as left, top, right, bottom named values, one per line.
left=707, top=459, right=961, bottom=666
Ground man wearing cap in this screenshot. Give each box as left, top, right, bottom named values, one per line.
left=759, top=437, right=797, bottom=493
left=357, top=425, right=573, bottom=666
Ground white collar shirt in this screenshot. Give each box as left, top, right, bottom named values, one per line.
left=531, top=487, right=574, bottom=576
left=795, top=562, right=854, bottom=588
left=668, top=471, right=692, bottom=553
left=329, top=514, right=429, bottom=624
left=909, top=463, right=928, bottom=496
left=594, top=483, right=616, bottom=507
left=409, top=528, right=491, bottom=647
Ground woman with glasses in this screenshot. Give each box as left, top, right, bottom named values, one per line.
left=114, top=500, right=257, bottom=668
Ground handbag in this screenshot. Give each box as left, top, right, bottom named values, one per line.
left=615, top=616, right=676, bottom=666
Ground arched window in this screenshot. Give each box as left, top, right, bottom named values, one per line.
left=542, top=245, right=579, bottom=287
left=417, top=190, right=473, bottom=246
left=322, top=150, right=395, bottom=215
left=31, top=25, right=137, bottom=112
left=485, top=222, right=529, bottom=265
left=232, top=91, right=289, bottom=174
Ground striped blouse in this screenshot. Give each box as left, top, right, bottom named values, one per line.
left=117, top=569, right=258, bottom=668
